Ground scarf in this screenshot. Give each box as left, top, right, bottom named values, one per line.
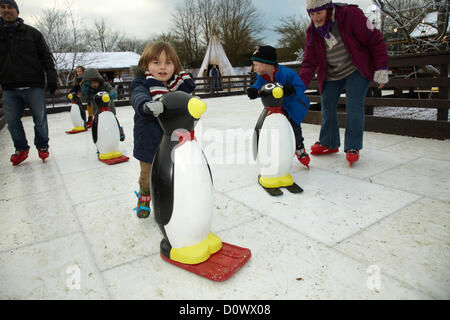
left=145, top=71, right=192, bottom=101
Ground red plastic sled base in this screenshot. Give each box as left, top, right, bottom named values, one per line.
left=99, top=155, right=129, bottom=165
left=161, top=242, right=251, bottom=282
left=65, top=129, right=87, bottom=134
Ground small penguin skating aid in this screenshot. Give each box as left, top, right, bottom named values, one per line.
left=92, top=92, right=129, bottom=165
left=252, top=83, right=304, bottom=197
left=65, top=93, right=87, bottom=134
left=151, top=91, right=251, bottom=281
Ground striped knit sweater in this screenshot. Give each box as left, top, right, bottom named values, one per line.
left=325, top=23, right=356, bottom=81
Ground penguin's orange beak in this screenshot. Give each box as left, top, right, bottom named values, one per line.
left=188, top=97, right=207, bottom=119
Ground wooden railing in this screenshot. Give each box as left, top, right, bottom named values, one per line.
left=0, top=52, right=449, bottom=139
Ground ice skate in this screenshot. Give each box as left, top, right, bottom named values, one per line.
left=346, top=149, right=359, bottom=167
left=310, top=141, right=339, bottom=155
left=296, top=147, right=310, bottom=169
left=10, top=150, right=29, bottom=166
left=38, top=147, right=49, bottom=162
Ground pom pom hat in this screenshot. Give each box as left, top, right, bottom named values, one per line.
left=306, top=0, right=333, bottom=13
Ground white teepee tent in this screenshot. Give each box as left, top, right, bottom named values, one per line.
left=197, top=34, right=235, bottom=79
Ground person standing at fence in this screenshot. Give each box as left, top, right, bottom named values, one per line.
left=130, top=41, right=195, bottom=218
left=209, top=64, right=221, bottom=93
left=299, top=0, right=389, bottom=166
left=0, top=0, right=57, bottom=166
left=113, top=72, right=124, bottom=100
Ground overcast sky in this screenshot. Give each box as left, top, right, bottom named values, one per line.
left=18, top=0, right=374, bottom=46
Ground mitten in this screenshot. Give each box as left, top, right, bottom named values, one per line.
left=247, top=87, right=259, bottom=100
left=81, top=81, right=91, bottom=95
left=143, top=100, right=164, bottom=117
left=109, top=91, right=118, bottom=100
left=374, top=69, right=389, bottom=85
left=283, top=84, right=296, bottom=96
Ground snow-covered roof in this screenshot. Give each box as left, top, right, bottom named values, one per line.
left=53, top=52, right=140, bottom=71
left=410, top=11, right=450, bottom=38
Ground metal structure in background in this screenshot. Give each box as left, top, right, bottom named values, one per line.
left=0, top=52, right=449, bottom=139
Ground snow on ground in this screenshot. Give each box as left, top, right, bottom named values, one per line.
left=0, top=95, right=449, bottom=300
left=374, top=107, right=448, bottom=120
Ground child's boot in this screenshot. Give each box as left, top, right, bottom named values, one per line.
left=295, top=145, right=310, bottom=169
left=85, top=116, right=93, bottom=128
left=134, top=187, right=151, bottom=218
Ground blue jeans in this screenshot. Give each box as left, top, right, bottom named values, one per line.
left=2, top=88, right=49, bottom=151
left=319, top=70, right=370, bottom=151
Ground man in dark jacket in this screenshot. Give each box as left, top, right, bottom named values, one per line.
left=0, top=0, right=57, bottom=166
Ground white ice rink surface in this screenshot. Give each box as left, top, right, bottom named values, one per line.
left=0, top=95, right=449, bottom=299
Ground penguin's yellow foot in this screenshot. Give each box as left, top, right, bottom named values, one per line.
left=170, top=233, right=222, bottom=265
left=259, top=174, right=294, bottom=188
left=71, top=126, right=86, bottom=132
left=98, top=150, right=122, bottom=160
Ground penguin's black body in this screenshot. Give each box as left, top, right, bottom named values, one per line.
left=253, top=82, right=284, bottom=158
left=151, top=92, right=196, bottom=227
left=150, top=91, right=221, bottom=265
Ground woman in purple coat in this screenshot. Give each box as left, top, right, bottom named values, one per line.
left=299, top=0, right=389, bottom=166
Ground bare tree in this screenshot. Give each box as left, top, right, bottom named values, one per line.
left=196, top=0, right=218, bottom=45
left=171, top=0, right=204, bottom=66
left=32, top=0, right=90, bottom=86
left=216, top=0, right=263, bottom=66
left=87, top=18, right=124, bottom=52
left=274, top=15, right=310, bottom=61
left=374, top=0, right=449, bottom=53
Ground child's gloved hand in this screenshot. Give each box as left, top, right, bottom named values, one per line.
left=143, top=100, right=164, bottom=117
left=81, top=81, right=91, bottom=94
left=109, top=91, right=118, bottom=100
left=247, top=87, right=259, bottom=100
left=283, top=84, right=296, bottom=96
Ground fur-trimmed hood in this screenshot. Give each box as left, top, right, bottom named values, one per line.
left=130, top=65, right=145, bottom=78
left=81, top=68, right=104, bottom=85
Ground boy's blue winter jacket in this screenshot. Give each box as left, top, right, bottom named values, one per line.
left=251, top=64, right=310, bottom=125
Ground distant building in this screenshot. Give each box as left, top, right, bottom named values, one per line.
left=54, top=51, right=140, bottom=84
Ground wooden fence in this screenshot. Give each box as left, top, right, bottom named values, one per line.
left=0, top=52, right=449, bottom=139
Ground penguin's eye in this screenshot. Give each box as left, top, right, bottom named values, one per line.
left=265, top=83, right=275, bottom=90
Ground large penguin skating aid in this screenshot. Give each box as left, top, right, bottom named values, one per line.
left=65, top=93, right=87, bottom=134
left=151, top=91, right=251, bottom=281
left=92, top=92, right=129, bottom=165
left=252, top=83, right=303, bottom=196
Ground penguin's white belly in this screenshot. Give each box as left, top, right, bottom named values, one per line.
left=97, top=111, right=119, bottom=154
left=256, top=113, right=295, bottom=177
left=165, top=141, right=213, bottom=249
left=70, top=103, right=84, bottom=127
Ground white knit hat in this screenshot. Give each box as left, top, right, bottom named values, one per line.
left=306, top=0, right=333, bottom=13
